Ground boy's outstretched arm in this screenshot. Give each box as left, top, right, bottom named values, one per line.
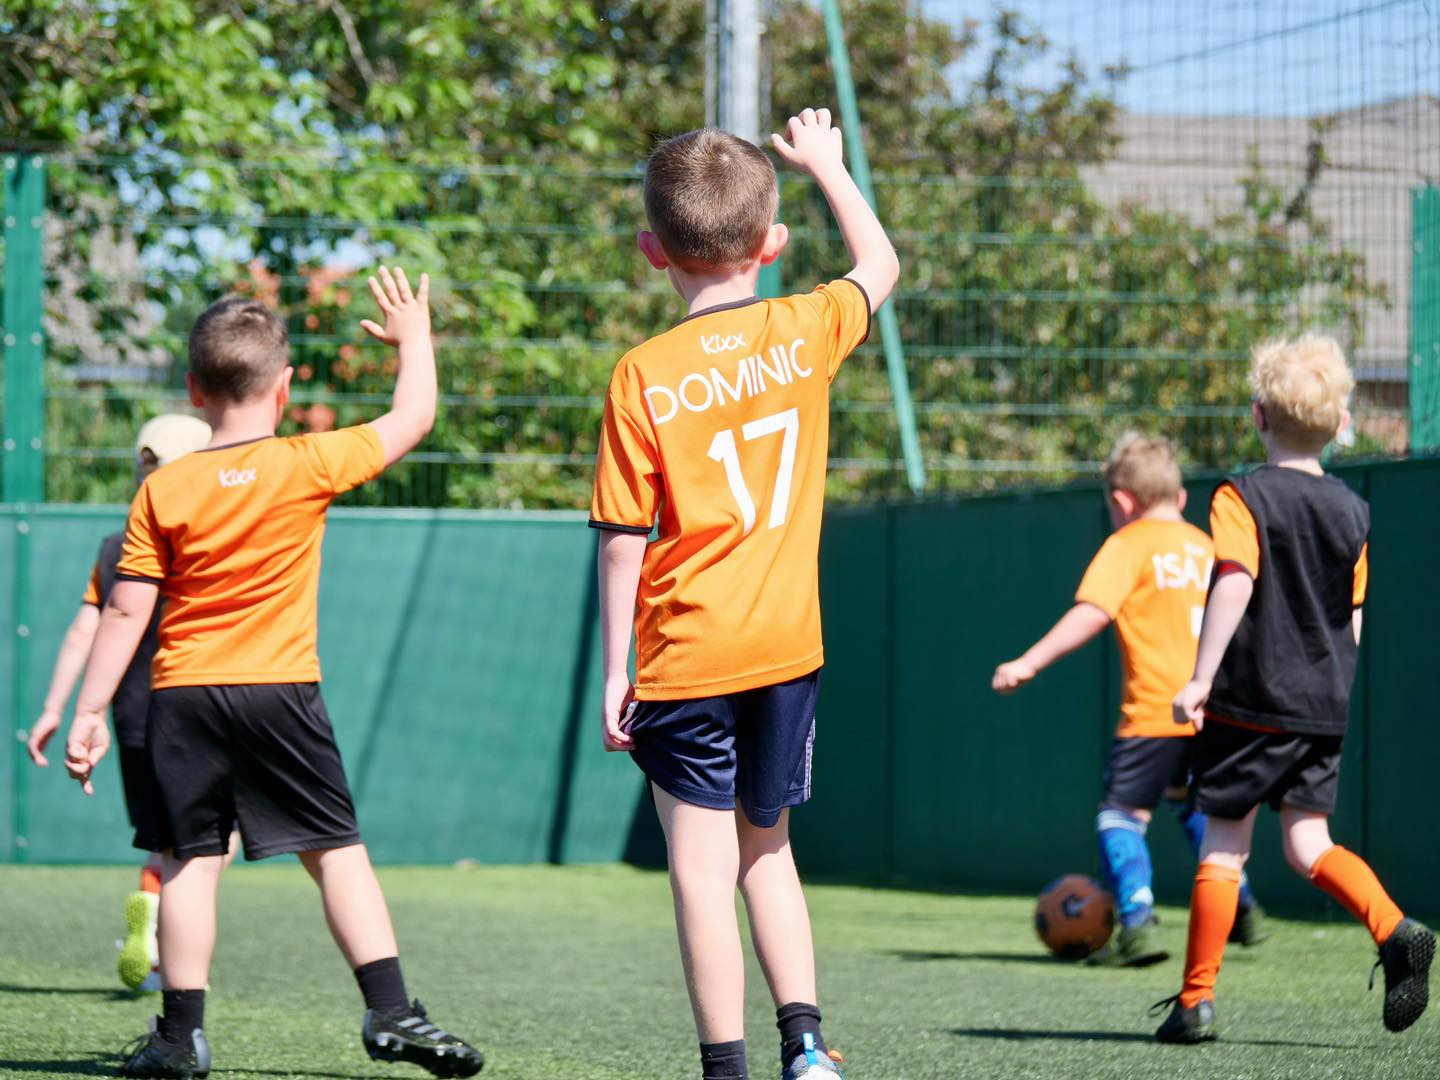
left=29, top=604, right=102, bottom=766
left=362, top=265, right=436, bottom=467
left=772, top=107, right=900, bottom=310
left=597, top=531, right=647, bottom=752
left=64, top=580, right=158, bottom=794
left=1173, top=571, right=1254, bottom=728
left=992, top=602, right=1111, bottom=693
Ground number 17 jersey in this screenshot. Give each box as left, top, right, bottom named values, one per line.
left=590, top=279, right=871, bottom=700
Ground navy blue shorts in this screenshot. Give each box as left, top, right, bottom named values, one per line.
left=624, top=669, right=820, bottom=828
left=1102, top=736, right=1193, bottom=810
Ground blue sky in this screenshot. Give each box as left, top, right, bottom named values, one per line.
left=919, top=0, right=1439, bottom=116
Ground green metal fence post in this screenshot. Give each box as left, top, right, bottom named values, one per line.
left=4, top=153, right=44, bottom=863
left=4, top=154, right=46, bottom=501
left=1410, top=187, right=1440, bottom=451
left=821, top=0, right=925, bottom=494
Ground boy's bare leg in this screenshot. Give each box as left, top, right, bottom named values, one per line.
left=157, top=853, right=225, bottom=989
left=297, top=844, right=399, bottom=967
left=737, top=808, right=816, bottom=1006
left=654, top=784, right=746, bottom=1043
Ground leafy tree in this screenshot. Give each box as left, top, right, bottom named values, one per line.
left=1, top=1, right=1384, bottom=506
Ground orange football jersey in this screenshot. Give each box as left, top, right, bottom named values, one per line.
left=117, top=426, right=385, bottom=688
left=1075, top=517, right=1214, bottom=738
left=591, top=280, right=871, bottom=699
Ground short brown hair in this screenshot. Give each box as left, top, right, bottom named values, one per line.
left=188, top=297, right=289, bottom=401
left=1249, top=333, right=1354, bottom=453
left=1103, top=432, right=1182, bottom=508
left=644, top=128, right=778, bottom=271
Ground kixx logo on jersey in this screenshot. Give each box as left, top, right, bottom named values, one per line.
left=218, top=467, right=257, bottom=488
left=699, top=331, right=747, bottom=355
left=647, top=337, right=810, bottom=425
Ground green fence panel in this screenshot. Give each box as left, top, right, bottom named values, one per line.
left=886, top=490, right=1109, bottom=890
left=11, top=507, right=647, bottom=865
left=16, top=508, right=131, bottom=861
left=317, top=511, right=642, bottom=865
left=1356, top=457, right=1440, bottom=908
left=1, top=516, right=15, bottom=858
left=792, top=506, right=895, bottom=879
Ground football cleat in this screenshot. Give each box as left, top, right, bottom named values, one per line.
left=118, top=1019, right=210, bottom=1079
left=119, top=891, right=160, bottom=991
left=1374, top=917, right=1434, bottom=1033
left=1152, top=994, right=1217, bottom=1044
left=1085, top=922, right=1169, bottom=968
left=362, top=999, right=484, bottom=1077
left=781, top=1033, right=844, bottom=1079
left=1229, top=901, right=1271, bottom=947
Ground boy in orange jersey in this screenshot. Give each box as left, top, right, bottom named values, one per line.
left=591, top=108, right=897, bottom=1080
left=61, top=271, right=483, bottom=1079
left=30, top=414, right=214, bottom=993
left=1156, top=334, right=1433, bottom=1043
left=993, top=434, right=1266, bottom=967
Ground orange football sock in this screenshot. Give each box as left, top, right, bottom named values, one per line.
left=1179, top=862, right=1242, bottom=1008
left=1310, top=845, right=1404, bottom=945
left=140, top=864, right=162, bottom=895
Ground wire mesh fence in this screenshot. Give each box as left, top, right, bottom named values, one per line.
left=12, top=0, right=1440, bottom=508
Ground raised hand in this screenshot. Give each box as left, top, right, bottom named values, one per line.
left=770, top=107, right=843, bottom=176
left=360, top=265, right=431, bottom=347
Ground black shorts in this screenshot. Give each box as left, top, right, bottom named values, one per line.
left=148, top=683, right=361, bottom=861
left=1101, top=736, right=1192, bottom=810
left=119, top=746, right=169, bottom=854
left=625, top=669, right=820, bottom=829
left=1192, top=717, right=1344, bottom=820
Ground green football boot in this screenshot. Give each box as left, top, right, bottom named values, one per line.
left=1229, top=901, right=1271, bottom=947
left=1085, top=921, right=1169, bottom=968
left=118, top=890, right=160, bottom=992
left=1152, top=995, right=1217, bottom=1044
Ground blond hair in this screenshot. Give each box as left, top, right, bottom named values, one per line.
left=189, top=296, right=289, bottom=402
left=1103, top=432, right=1182, bottom=509
left=1249, top=333, right=1354, bottom=453
left=644, top=128, right=778, bottom=271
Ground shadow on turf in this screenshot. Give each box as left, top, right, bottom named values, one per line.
left=0, top=1058, right=379, bottom=1080
left=0, top=983, right=133, bottom=1001
left=888, top=948, right=1058, bottom=965
left=951, top=1027, right=1361, bottom=1050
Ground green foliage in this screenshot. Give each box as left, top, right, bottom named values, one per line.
left=1, top=1, right=1387, bottom=506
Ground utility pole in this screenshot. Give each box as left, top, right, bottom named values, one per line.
left=710, top=0, right=779, bottom=296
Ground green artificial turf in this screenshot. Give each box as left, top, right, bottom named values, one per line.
left=1, top=863, right=1436, bottom=1078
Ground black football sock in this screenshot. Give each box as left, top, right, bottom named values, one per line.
left=354, top=956, right=410, bottom=1014
left=700, top=1038, right=748, bottom=1079
left=158, top=988, right=206, bottom=1044
left=777, top=1001, right=827, bottom=1068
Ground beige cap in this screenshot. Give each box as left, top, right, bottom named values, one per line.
left=135, top=414, right=212, bottom=465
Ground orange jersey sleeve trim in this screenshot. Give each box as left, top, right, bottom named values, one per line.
left=82, top=563, right=102, bottom=607
left=1353, top=541, right=1369, bottom=608
left=1210, top=482, right=1260, bottom=579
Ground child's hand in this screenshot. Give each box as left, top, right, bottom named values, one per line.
left=992, top=659, right=1036, bottom=694
left=63, top=710, right=110, bottom=795
left=27, top=708, right=62, bottom=766
left=771, top=108, right=844, bottom=177
left=1173, top=679, right=1211, bottom=729
left=360, top=265, right=430, bottom=347
left=600, top=674, right=636, bottom=752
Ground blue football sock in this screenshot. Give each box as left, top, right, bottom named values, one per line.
left=1096, top=807, right=1154, bottom=929
left=1167, top=797, right=1207, bottom=858
left=1168, top=798, right=1257, bottom=911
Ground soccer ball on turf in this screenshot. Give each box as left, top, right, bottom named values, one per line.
left=1034, top=874, right=1114, bottom=959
